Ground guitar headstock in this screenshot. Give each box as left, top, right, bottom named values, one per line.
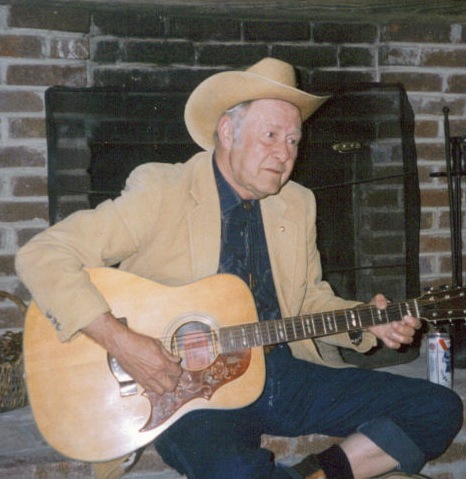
left=417, top=286, right=466, bottom=323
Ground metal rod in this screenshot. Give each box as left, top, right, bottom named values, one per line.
left=442, top=107, right=460, bottom=287
left=452, top=137, right=463, bottom=287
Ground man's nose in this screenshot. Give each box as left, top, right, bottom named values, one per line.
left=274, top=140, right=291, bottom=162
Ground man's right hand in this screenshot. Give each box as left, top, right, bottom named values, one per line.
left=82, top=312, right=182, bottom=395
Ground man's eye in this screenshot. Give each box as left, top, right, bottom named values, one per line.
left=266, top=131, right=275, bottom=139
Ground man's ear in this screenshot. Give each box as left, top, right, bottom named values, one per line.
left=217, top=114, right=234, bottom=149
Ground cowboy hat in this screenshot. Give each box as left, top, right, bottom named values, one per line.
left=184, top=57, right=329, bottom=150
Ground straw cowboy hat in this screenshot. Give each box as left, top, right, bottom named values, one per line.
left=184, top=57, right=329, bottom=150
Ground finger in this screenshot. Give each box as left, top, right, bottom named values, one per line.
left=390, top=327, right=415, bottom=345
left=158, top=370, right=181, bottom=393
left=402, top=315, right=422, bottom=329
left=142, top=369, right=178, bottom=395
left=161, top=346, right=182, bottom=364
left=143, top=379, right=166, bottom=396
left=372, top=293, right=388, bottom=310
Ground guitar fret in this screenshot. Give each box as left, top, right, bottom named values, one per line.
left=356, top=309, right=363, bottom=328
left=240, top=326, right=247, bottom=347
left=376, top=307, right=383, bottom=323
left=300, top=316, right=306, bottom=338
left=313, top=314, right=323, bottom=336
left=291, top=318, right=297, bottom=339
left=288, top=319, right=298, bottom=340
left=248, top=323, right=256, bottom=347
left=294, top=317, right=304, bottom=340
left=260, top=321, right=274, bottom=344
left=305, top=316, right=312, bottom=336
left=265, top=322, right=272, bottom=345
left=303, top=315, right=313, bottom=336
left=398, top=302, right=404, bottom=320
left=283, top=320, right=291, bottom=341
left=405, top=301, right=412, bottom=317
left=275, top=321, right=282, bottom=342
left=270, top=321, right=278, bottom=344
left=232, top=332, right=240, bottom=350
left=277, top=321, right=286, bottom=341
left=344, top=310, right=350, bottom=331
left=253, top=323, right=261, bottom=346
left=243, top=324, right=252, bottom=348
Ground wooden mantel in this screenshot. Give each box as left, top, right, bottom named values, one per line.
left=1, top=0, right=466, bottom=21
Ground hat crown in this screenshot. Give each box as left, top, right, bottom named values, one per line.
left=184, top=57, right=328, bottom=150
left=246, top=58, right=297, bottom=89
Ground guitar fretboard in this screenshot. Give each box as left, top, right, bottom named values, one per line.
left=219, top=299, right=419, bottom=353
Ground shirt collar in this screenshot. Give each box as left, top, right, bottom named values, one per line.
left=213, top=156, right=253, bottom=217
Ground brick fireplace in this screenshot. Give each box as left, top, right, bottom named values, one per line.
left=44, top=78, right=421, bottom=367
left=1, top=4, right=465, bottom=328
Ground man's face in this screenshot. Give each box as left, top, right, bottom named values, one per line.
left=219, top=99, right=302, bottom=200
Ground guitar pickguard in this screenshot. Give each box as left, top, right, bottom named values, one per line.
left=141, top=349, right=251, bottom=432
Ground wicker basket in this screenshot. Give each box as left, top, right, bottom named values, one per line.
left=0, top=291, right=28, bottom=413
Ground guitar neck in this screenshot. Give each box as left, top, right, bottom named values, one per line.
left=219, top=299, right=419, bottom=352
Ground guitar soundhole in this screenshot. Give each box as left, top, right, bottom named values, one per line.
left=171, top=320, right=217, bottom=371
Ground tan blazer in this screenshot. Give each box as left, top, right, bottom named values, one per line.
left=15, top=151, right=376, bottom=366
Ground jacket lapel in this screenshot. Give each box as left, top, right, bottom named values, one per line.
left=261, top=194, right=299, bottom=317
left=188, top=153, right=222, bottom=280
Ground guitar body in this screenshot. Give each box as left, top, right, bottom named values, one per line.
left=24, top=267, right=466, bottom=463
left=24, top=268, right=265, bottom=462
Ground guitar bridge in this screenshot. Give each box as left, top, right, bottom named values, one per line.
left=107, top=317, right=138, bottom=397
left=108, top=355, right=138, bottom=397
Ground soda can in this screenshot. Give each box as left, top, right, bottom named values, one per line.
left=427, top=332, right=452, bottom=388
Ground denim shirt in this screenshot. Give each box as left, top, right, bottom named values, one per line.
left=214, top=158, right=280, bottom=321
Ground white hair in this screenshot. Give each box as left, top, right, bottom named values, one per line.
left=214, top=100, right=253, bottom=146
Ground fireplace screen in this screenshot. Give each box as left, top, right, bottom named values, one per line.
left=45, top=82, right=420, bottom=367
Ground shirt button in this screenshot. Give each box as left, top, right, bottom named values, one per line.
left=280, top=226, right=285, bottom=232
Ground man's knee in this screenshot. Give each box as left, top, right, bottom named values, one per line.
left=436, top=386, right=463, bottom=428
left=424, top=385, right=463, bottom=458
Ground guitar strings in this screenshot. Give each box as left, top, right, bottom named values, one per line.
left=152, top=301, right=418, bottom=355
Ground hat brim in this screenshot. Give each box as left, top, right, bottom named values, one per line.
left=184, top=70, right=329, bottom=150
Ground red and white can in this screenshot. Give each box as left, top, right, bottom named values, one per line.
left=427, top=332, right=452, bottom=388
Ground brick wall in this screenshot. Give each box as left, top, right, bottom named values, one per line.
left=1, top=4, right=465, bottom=328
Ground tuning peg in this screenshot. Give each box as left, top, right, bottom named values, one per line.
left=423, top=286, right=435, bottom=292
left=440, top=284, right=451, bottom=290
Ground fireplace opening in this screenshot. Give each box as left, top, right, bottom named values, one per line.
left=45, top=82, right=420, bottom=368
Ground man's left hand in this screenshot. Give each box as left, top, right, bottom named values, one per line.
left=368, top=294, right=422, bottom=349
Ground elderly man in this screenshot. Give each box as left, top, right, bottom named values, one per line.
left=16, top=58, right=462, bottom=479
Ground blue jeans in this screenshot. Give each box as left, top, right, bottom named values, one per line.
left=155, top=345, right=463, bottom=479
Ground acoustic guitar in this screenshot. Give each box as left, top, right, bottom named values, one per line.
left=23, top=267, right=466, bottom=462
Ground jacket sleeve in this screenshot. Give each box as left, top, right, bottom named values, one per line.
left=294, top=187, right=378, bottom=360
left=15, top=164, right=161, bottom=341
